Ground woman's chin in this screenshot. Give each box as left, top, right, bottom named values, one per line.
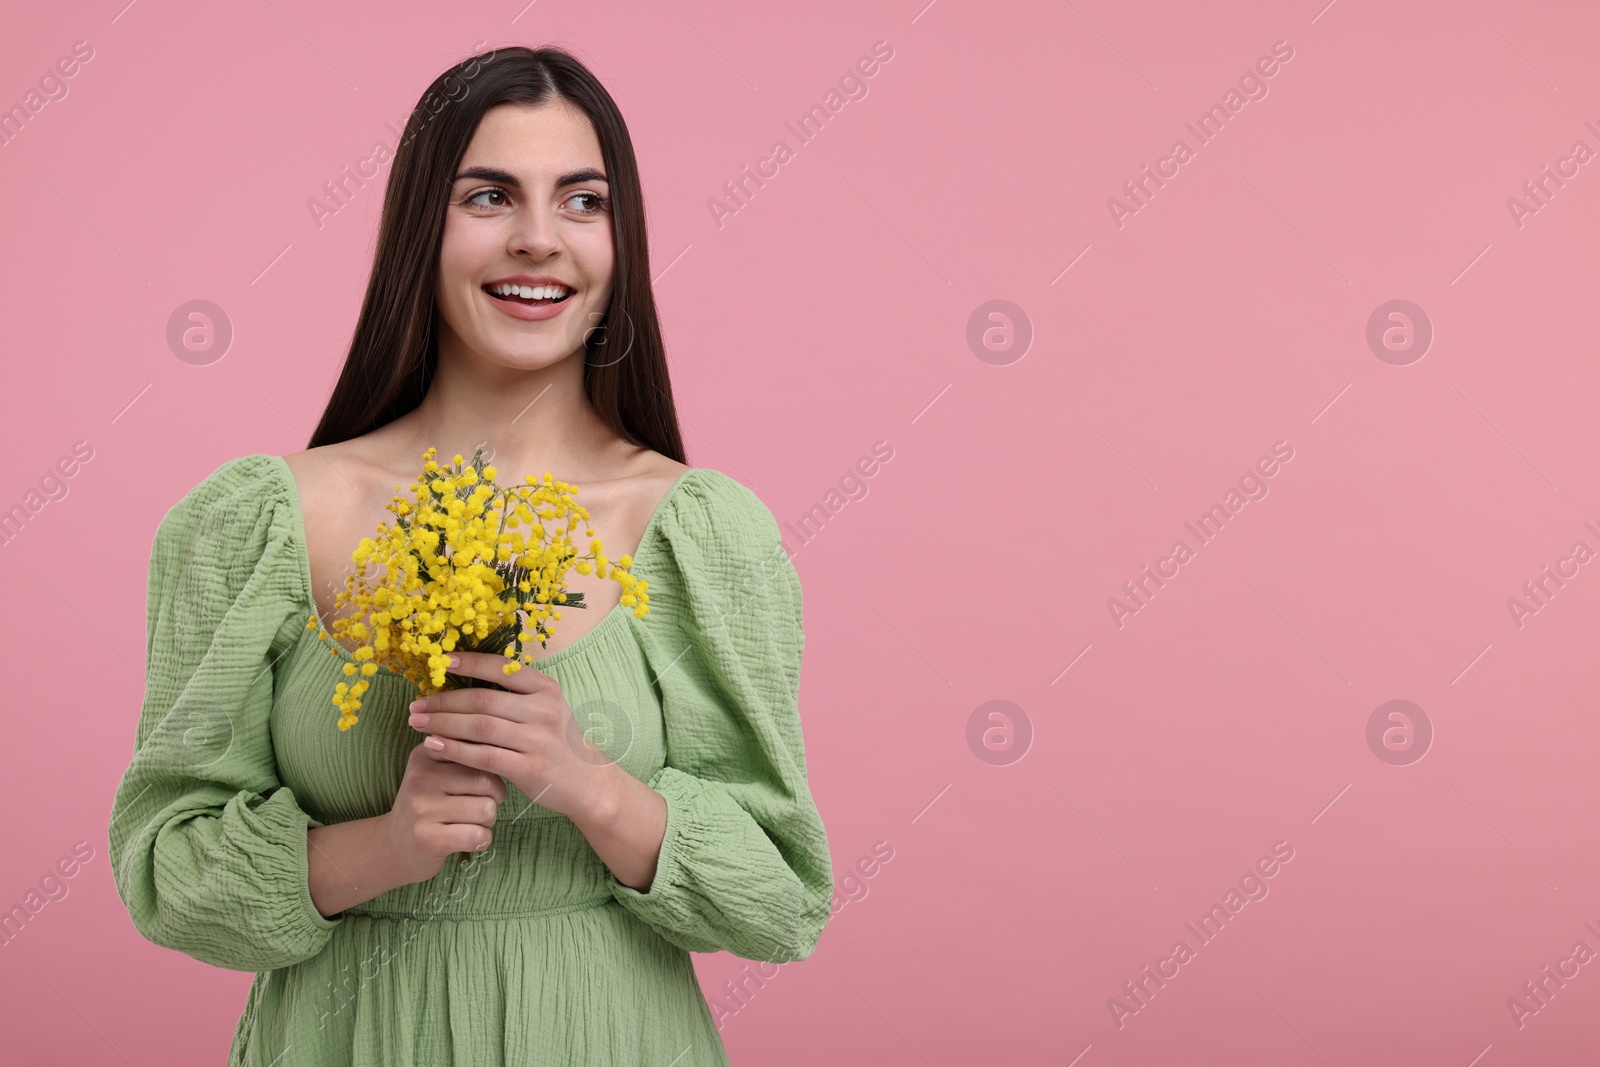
left=461, top=343, right=583, bottom=375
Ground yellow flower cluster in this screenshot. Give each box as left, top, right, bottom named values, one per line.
left=305, top=447, right=649, bottom=730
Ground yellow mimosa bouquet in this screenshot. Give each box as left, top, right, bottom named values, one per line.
left=307, top=447, right=649, bottom=731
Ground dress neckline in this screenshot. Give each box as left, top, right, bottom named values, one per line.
left=266, top=455, right=698, bottom=672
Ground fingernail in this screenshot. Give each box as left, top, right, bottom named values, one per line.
left=425, top=736, right=445, bottom=750
left=448, top=654, right=460, bottom=668
left=409, top=698, right=425, bottom=713
left=408, top=712, right=428, bottom=727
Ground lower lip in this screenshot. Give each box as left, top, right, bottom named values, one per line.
left=482, top=288, right=573, bottom=321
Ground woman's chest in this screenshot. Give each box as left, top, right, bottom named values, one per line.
left=298, top=471, right=666, bottom=661
left=267, top=623, right=668, bottom=825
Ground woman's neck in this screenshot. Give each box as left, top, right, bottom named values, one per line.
left=384, top=344, right=625, bottom=482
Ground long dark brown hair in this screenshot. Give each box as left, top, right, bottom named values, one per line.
left=307, top=45, right=684, bottom=462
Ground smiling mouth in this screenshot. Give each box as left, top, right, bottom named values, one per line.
left=482, top=285, right=573, bottom=306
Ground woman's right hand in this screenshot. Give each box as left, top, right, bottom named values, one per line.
left=379, top=742, right=508, bottom=885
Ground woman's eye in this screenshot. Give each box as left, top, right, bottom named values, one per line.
left=462, top=187, right=606, bottom=215
left=465, top=188, right=509, bottom=209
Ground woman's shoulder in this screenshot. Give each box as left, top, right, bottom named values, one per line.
left=650, top=464, right=796, bottom=605
left=279, top=438, right=385, bottom=509
left=148, top=453, right=304, bottom=601
left=281, top=442, right=361, bottom=528
left=675, top=467, right=780, bottom=534
left=646, top=465, right=803, bottom=660
left=160, top=453, right=294, bottom=531
left=658, top=465, right=783, bottom=546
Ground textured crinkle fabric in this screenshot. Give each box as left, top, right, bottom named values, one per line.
left=107, top=454, right=832, bottom=1066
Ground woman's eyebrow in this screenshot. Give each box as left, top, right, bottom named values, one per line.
left=453, top=165, right=609, bottom=188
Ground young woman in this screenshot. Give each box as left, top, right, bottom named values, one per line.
left=107, top=45, right=832, bottom=1065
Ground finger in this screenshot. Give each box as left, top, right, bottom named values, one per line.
left=418, top=733, right=508, bottom=776
left=446, top=650, right=555, bottom=695
left=413, top=711, right=520, bottom=751
left=439, top=794, right=501, bottom=827
left=412, top=686, right=515, bottom=720
left=483, top=772, right=508, bottom=803
left=441, top=770, right=508, bottom=803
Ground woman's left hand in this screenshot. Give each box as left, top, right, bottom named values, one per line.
left=407, top=651, right=618, bottom=825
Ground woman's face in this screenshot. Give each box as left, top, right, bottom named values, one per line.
left=435, top=100, right=614, bottom=375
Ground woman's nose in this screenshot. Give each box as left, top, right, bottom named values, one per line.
left=506, top=207, right=561, bottom=258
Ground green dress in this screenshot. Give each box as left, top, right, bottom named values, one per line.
left=107, top=455, right=832, bottom=1066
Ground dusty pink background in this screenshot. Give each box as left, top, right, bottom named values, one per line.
left=3, top=0, right=1598, bottom=1063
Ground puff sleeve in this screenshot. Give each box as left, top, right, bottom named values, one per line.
left=107, top=455, right=344, bottom=972
left=608, top=470, right=833, bottom=963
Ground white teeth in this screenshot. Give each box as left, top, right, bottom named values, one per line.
left=489, top=282, right=569, bottom=300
